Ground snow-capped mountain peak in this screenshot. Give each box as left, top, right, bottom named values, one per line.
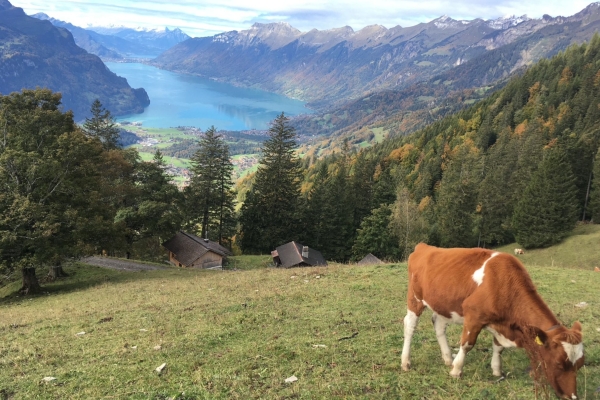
left=487, top=14, right=530, bottom=29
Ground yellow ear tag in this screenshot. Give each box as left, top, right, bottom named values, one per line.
left=535, top=336, right=543, bottom=346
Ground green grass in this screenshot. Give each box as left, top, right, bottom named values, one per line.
left=137, top=151, right=191, bottom=169
left=227, top=255, right=273, bottom=270
left=0, top=256, right=598, bottom=399
left=495, top=224, right=600, bottom=269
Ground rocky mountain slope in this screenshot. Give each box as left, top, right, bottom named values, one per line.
left=153, top=3, right=600, bottom=109
left=31, top=13, right=189, bottom=59
left=0, top=0, right=149, bottom=119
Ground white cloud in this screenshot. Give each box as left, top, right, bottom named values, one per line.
left=13, top=0, right=594, bottom=37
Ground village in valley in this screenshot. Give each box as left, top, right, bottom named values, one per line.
left=118, top=122, right=266, bottom=186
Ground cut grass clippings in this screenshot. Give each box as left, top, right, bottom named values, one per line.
left=0, top=258, right=598, bottom=399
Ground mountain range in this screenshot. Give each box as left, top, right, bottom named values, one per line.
left=31, top=13, right=190, bottom=59
left=153, top=3, right=600, bottom=134
left=0, top=0, right=149, bottom=119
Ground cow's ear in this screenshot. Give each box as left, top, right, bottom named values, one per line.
left=572, top=321, right=582, bottom=333
left=531, top=327, right=548, bottom=346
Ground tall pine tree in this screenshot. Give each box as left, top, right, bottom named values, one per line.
left=239, top=113, right=302, bottom=254
left=82, top=99, right=121, bottom=150
left=512, top=146, right=578, bottom=248
left=185, top=126, right=235, bottom=245
left=588, top=148, right=600, bottom=222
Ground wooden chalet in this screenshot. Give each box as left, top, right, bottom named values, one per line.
left=271, top=241, right=327, bottom=268
left=163, top=231, right=232, bottom=269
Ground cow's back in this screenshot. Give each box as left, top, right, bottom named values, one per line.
left=407, top=243, right=496, bottom=319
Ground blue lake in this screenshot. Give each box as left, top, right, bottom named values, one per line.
left=105, top=62, right=312, bottom=130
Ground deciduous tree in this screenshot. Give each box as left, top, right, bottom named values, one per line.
left=0, top=89, right=103, bottom=293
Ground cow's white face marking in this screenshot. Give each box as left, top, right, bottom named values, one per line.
left=472, top=252, right=499, bottom=286
left=561, top=341, right=584, bottom=364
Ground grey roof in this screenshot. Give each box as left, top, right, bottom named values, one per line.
left=357, top=253, right=383, bottom=265
left=274, top=241, right=327, bottom=268
left=162, top=231, right=232, bottom=266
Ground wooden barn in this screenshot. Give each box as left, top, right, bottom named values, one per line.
left=162, top=231, right=232, bottom=269
left=271, top=241, right=327, bottom=268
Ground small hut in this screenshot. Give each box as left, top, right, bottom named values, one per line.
left=357, top=253, right=383, bottom=265
left=163, top=231, right=232, bottom=269
left=272, top=241, right=327, bottom=268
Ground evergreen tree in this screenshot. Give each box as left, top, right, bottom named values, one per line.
left=478, top=130, right=519, bottom=246
left=351, top=205, right=401, bottom=261
left=82, top=99, right=120, bottom=150
left=185, top=126, right=235, bottom=245
left=588, top=148, right=600, bottom=222
left=300, top=162, right=331, bottom=251
left=436, top=143, right=482, bottom=248
left=114, top=150, right=183, bottom=258
left=512, top=146, right=578, bottom=248
left=238, top=113, right=302, bottom=253
left=319, top=154, right=354, bottom=261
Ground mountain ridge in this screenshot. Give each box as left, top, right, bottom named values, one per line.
left=153, top=3, right=600, bottom=109
left=31, top=13, right=190, bottom=59
left=0, top=0, right=149, bottom=119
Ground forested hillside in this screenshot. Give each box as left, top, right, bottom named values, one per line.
left=290, top=35, right=600, bottom=261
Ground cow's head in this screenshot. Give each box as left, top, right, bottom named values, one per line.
left=532, top=322, right=584, bottom=399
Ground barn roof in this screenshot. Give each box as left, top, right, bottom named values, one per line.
left=274, top=241, right=327, bottom=268
left=357, top=253, right=383, bottom=265
left=162, top=231, right=232, bottom=266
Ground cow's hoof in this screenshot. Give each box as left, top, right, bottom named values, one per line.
left=492, top=371, right=503, bottom=377
left=444, top=358, right=453, bottom=366
left=401, top=362, right=410, bottom=372
left=449, top=369, right=462, bottom=378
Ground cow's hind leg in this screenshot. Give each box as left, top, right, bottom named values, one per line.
left=450, top=319, right=484, bottom=378
left=401, top=286, right=425, bottom=371
left=491, top=338, right=504, bottom=377
left=432, top=313, right=453, bottom=366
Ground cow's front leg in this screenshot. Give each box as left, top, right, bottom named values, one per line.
left=450, top=321, right=483, bottom=378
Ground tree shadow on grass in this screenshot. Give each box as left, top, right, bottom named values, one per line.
left=0, top=262, right=202, bottom=305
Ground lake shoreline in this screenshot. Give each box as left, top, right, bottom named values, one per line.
left=106, top=62, right=313, bottom=131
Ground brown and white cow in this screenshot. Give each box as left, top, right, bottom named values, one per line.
left=401, top=243, right=584, bottom=399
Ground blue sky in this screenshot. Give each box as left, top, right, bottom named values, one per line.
left=15, top=0, right=593, bottom=38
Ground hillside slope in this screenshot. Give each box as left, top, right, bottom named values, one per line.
left=0, top=259, right=597, bottom=398
left=496, top=224, right=600, bottom=269
left=0, top=0, right=149, bottom=119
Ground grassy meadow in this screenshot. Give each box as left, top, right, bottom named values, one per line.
left=0, top=249, right=599, bottom=399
